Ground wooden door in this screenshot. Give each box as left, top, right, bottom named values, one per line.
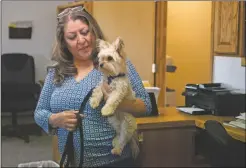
left=213, top=2, right=240, bottom=55
left=93, top=2, right=155, bottom=85
left=154, top=1, right=167, bottom=107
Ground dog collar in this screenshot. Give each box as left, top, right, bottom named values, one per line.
left=107, top=73, right=126, bottom=84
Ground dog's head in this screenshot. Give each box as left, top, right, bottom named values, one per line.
left=96, top=37, right=127, bottom=76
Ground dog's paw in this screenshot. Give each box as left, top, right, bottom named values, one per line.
left=101, top=105, right=114, bottom=116
left=112, top=136, right=120, bottom=148
left=90, top=97, right=100, bottom=109
left=111, top=147, right=123, bottom=156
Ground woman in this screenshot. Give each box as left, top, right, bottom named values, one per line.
left=34, top=6, right=152, bottom=167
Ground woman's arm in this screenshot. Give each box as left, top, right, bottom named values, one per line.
left=35, top=68, right=82, bottom=132
left=34, top=69, right=55, bottom=134
left=117, top=98, right=148, bottom=117
left=117, top=59, right=152, bottom=117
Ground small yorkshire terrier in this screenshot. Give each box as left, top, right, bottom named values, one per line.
left=89, top=37, right=139, bottom=158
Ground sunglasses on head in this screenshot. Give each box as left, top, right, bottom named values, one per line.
left=57, top=6, right=85, bottom=20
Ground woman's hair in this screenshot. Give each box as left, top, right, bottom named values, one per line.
left=50, top=7, right=105, bottom=84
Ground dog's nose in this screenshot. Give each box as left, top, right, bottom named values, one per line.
left=100, top=63, right=104, bottom=68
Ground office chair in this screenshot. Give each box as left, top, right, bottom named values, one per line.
left=1, top=53, right=42, bottom=143
left=203, top=120, right=245, bottom=167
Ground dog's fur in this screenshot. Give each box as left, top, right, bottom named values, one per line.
left=89, top=37, right=139, bottom=158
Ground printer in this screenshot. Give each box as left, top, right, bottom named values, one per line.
left=182, top=83, right=246, bottom=116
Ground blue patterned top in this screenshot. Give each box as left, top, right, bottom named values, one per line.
left=34, top=59, right=152, bottom=167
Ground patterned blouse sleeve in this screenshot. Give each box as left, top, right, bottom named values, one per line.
left=126, top=59, right=152, bottom=115
left=34, top=68, right=56, bottom=134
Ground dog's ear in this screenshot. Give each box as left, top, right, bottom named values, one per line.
left=96, top=39, right=109, bottom=52
left=114, top=37, right=124, bottom=53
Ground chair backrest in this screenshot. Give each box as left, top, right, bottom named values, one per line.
left=1, top=53, right=35, bottom=84
left=204, top=120, right=245, bottom=167
left=204, top=120, right=231, bottom=146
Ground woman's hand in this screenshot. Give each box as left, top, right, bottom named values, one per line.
left=49, top=110, right=84, bottom=132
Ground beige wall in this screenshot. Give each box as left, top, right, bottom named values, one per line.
left=93, top=1, right=155, bottom=83
left=166, top=1, right=212, bottom=106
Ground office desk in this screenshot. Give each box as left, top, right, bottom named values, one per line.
left=134, top=107, right=245, bottom=167
left=52, top=107, right=245, bottom=167
left=137, top=107, right=245, bottom=142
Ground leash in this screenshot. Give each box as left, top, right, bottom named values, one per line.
left=60, top=88, right=94, bottom=167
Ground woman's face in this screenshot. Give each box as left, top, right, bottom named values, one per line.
left=63, top=18, right=95, bottom=62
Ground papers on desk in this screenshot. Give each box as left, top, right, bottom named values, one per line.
left=176, top=107, right=210, bottom=115
left=223, top=112, right=246, bottom=129
left=236, top=112, right=246, bottom=120
left=177, top=107, right=204, bottom=114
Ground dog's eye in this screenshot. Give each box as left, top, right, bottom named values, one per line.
left=108, top=56, right=113, bottom=61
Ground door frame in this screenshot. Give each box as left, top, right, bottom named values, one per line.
left=154, top=1, right=168, bottom=107
left=240, top=1, right=246, bottom=66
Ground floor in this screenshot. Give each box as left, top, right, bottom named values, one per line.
left=1, top=135, right=53, bottom=167
left=1, top=112, right=54, bottom=167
